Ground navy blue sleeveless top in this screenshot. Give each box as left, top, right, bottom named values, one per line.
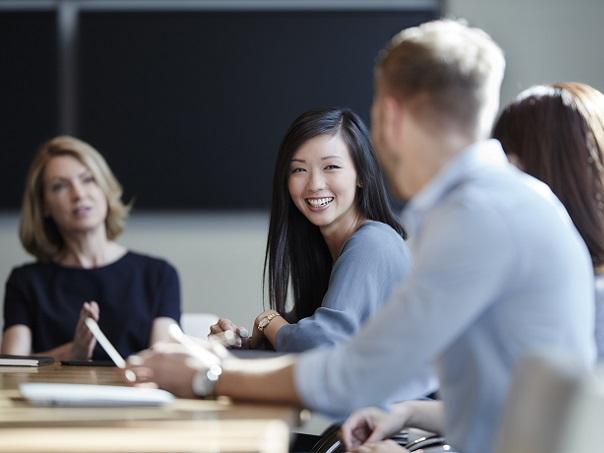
left=3, top=251, right=181, bottom=360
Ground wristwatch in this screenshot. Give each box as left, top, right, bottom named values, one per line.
left=192, top=364, right=223, bottom=397
left=257, top=310, right=281, bottom=333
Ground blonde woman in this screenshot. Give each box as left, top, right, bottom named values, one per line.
left=2, top=136, right=181, bottom=361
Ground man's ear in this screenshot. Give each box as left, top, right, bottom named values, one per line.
left=382, top=96, right=404, bottom=145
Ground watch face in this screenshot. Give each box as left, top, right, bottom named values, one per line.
left=258, top=318, right=269, bottom=329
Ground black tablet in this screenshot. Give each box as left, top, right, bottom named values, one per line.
left=60, top=360, right=115, bottom=367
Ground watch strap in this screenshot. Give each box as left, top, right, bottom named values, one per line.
left=192, top=364, right=223, bottom=397
left=257, top=311, right=280, bottom=333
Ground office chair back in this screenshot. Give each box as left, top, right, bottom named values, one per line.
left=494, top=352, right=604, bottom=453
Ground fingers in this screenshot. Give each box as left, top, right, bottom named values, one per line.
left=350, top=445, right=376, bottom=453
left=124, top=349, right=200, bottom=398
left=248, top=324, right=264, bottom=349
left=210, top=319, right=251, bottom=349
left=71, top=301, right=102, bottom=359
left=210, top=331, right=242, bottom=348
left=209, top=318, right=238, bottom=335
left=151, top=342, right=189, bottom=354
left=237, top=326, right=249, bottom=339
left=341, top=406, right=395, bottom=450
left=87, top=301, right=100, bottom=320
left=80, top=301, right=100, bottom=321
left=365, top=427, right=387, bottom=444
left=340, top=408, right=377, bottom=449
left=75, top=313, right=93, bottom=343
left=124, top=364, right=155, bottom=383
left=340, top=420, right=358, bottom=449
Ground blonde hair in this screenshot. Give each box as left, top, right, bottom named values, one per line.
left=376, top=19, right=505, bottom=140
left=20, top=136, right=130, bottom=261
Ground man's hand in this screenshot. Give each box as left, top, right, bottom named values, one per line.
left=124, top=338, right=230, bottom=398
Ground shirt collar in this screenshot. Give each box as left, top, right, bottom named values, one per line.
left=401, top=139, right=508, bottom=235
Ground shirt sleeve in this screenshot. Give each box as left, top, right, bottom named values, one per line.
left=275, top=225, right=411, bottom=352
left=3, top=269, right=33, bottom=331
left=154, top=261, right=181, bottom=323
left=295, top=199, right=517, bottom=417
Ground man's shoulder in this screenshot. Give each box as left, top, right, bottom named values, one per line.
left=443, top=166, right=562, bottom=223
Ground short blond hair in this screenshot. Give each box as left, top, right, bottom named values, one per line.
left=20, top=136, right=130, bottom=261
left=376, top=19, right=505, bottom=139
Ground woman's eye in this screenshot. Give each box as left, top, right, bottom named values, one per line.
left=290, top=167, right=306, bottom=174
left=50, top=182, right=66, bottom=192
left=82, top=174, right=95, bottom=184
left=325, top=165, right=341, bottom=170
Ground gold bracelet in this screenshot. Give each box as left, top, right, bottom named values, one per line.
left=257, top=311, right=280, bottom=333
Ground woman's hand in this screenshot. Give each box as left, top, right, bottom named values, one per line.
left=340, top=407, right=410, bottom=451
left=70, top=301, right=100, bottom=360
left=348, top=440, right=409, bottom=453
left=209, top=318, right=249, bottom=348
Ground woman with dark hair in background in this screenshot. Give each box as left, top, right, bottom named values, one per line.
left=2, top=136, right=181, bottom=361
left=211, top=107, right=417, bottom=354
left=493, top=82, right=604, bottom=359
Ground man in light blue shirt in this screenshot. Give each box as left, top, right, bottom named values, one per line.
left=126, top=20, right=596, bottom=453
left=305, top=138, right=595, bottom=453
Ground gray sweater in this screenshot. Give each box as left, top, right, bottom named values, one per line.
left=275, top=220, right=411, bottom=352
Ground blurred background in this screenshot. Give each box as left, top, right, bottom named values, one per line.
left=1, top=0, right=604, bottom=329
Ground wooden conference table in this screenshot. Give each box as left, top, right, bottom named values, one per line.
left=0, top=363, right=299, bottom=453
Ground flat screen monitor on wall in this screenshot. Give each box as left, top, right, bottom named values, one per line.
left=0, top=10, right=57, bottom=210
left=1, top=2, right=440, bottom=210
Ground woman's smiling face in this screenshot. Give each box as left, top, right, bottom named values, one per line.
left=287, top=133, right=360, bottom=235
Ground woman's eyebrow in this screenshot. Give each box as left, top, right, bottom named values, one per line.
left=321, top=155, right=343, bottom=160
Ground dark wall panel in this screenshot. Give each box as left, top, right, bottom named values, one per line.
left=78, top=9, right=436, bottom=210
left=0, top=8, right=437, bottom=210
left=0, top=12, right=57, bottom=209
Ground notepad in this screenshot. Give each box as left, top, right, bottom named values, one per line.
left=20, top=383, right=175, bottom=407
left=0, top=354, right=54, bottom=367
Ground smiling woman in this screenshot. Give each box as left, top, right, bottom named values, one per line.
left=209, top=108, right=431, bottom=374
left=1, top=136, right=181, bottom=361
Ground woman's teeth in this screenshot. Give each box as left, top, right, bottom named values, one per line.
left=307, top=197, right=334, bottom=208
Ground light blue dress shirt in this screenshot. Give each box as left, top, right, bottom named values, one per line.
left=295, top=140, right=596, bottom=453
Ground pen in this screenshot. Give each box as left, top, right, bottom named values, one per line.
left=168, top=324, right=235, bottom=355
left=84, top=318, right=127, bottom=368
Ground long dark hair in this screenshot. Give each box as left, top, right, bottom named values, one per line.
left=264, top=107, right=405, bottom=322
left=493, top=82, right=604, bottom=267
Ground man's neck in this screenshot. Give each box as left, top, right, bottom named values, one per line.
left=403, top=118, right=477, bottom=196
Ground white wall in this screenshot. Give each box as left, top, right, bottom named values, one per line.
left=2, top=0, right=604, bottom=332
left=0, top=212, right=269, bottom=331
left=446, top=0, right=604, bottom=105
